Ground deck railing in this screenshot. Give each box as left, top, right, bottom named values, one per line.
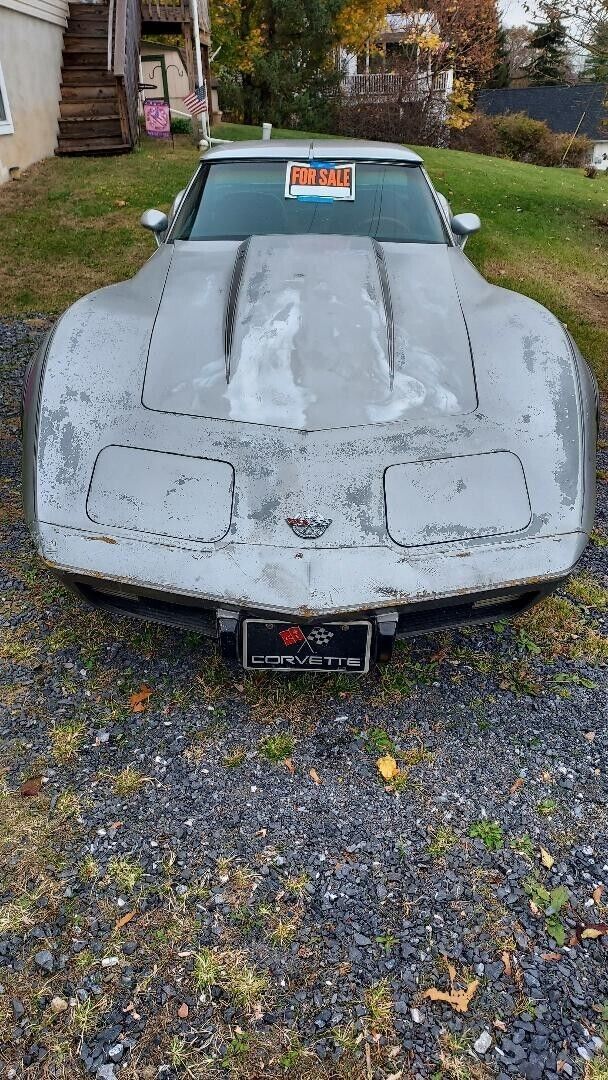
left=341, top=69, right=453, bottom=100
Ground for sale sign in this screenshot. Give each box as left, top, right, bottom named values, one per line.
left=285, top=161, right=356, bottom=201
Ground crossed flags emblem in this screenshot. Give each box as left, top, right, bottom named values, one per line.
left=279, top=625, right=334, bottom=652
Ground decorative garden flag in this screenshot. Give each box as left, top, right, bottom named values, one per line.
left=143, top=99, right=171, bottom=139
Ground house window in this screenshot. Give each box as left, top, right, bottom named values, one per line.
left=0, top=61, right=14, bottom=136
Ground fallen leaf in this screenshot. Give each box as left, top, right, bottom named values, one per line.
left=501, top=950, right=512, bottom=978
left=283, top=758, right=295, bottom=775
left=423, top=978, right=479, bottom=1014
left=540, top=847, right=555, bottom=869
left=129, top=685, right=152, bottom=711
left=177, top=1002, right=189, bottom=1019
left=529, top=900, right=541, bottom=916
left=114, top=910, right=136, bottom=931
left=309, top=768, right=321, bottom=785
left=510, top=777, right=524, bottom=794
left=494, top=1018, right=507, bottom=1032
left=541, top=770, right=553, bottom=781
left=592, top=885, right=604, bottom=905
left=115, top=199, right=127, bottom=207
left=541, top=951, right=562, bottom=961
left=584, top=731, right=596, bottom=742
left=377, top=755, right=399, bottom=782
left=123, top=1001, right=141, bottom=1020
left=581, top=924, right=608, bottom=940
left=20, top=776, right=42, bottom=797
left=251, top=1002, right=264, bottom=1021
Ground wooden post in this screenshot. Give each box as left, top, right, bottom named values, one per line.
left=202, top=42, right=214, bottom=127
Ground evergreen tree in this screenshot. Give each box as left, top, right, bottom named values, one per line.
left=524, top=9, right=569, bottom=85
left=486, top=21, right=510, bottom=87
left=583, top=21, right=608, bottom=82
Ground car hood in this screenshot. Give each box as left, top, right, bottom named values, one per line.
left=142, top=235, right=477, bottom=430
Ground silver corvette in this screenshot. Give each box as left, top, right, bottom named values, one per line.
left=22, top=139, right=597, bottom=672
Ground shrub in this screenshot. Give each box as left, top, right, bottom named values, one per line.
left=554, top=131, right=593, bottom=168
left=335, top=94, right=444, bottom=147
left=494, top=112, right=559, bottom=165
left=450, top=112, right=499, bottom=156
left=170, top=116, right=192, bottom=135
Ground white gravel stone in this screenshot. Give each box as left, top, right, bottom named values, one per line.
left=474, top=1031, right=493, bottom=1055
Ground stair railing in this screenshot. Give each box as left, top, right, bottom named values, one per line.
left=111, top=0, right=141, bottom=147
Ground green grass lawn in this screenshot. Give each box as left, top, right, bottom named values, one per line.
left=1, top=122, right=607, bottom=390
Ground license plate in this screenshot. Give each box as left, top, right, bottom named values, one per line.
left=242, top=619, right=372, bottom=673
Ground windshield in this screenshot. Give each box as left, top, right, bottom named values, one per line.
left=172, top=160, right=447, bottom=244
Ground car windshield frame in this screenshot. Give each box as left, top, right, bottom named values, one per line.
left=168, top=158, right=451, bottom=246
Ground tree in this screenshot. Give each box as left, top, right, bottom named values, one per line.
left=398, top=0, right=500, bottom=90
left=211, top=0, right=394, bottom=127
left=505, top=25, right=533, bottom=84
left=486, top=21, right=511, bottom=86
left=524, top=7, right=570, bottom=84
left=582, top=19, right=608, bottom=79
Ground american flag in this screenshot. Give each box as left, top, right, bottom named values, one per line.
left=183, top=83, right=208, bottom=116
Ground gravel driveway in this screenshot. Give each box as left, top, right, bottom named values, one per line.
left=1, top=317, right=607, bottom=1080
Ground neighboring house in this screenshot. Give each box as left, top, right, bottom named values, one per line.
left=0, top=0, right=212, bottom=185
left=140, top=38, right=220, bottom=122
left=477, top=83, right=608, bottom=169
left=0, top=0, right=68, bottom=183
left=340, top=12, right=453, bottom=104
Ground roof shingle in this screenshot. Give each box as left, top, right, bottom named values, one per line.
left=476, top=84, right=608, bottom=140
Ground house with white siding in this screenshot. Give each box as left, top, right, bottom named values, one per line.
left=0, top=0, right=212, bottom=184
left=0, top=0, right=69, bottom=182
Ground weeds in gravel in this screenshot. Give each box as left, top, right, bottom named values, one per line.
left=567, top=573, right=608, bottom=610
left=437, top=1029, right=491, bottom=1079
left=586, top=1057, right=608, bottom=1080
left=193, top=947, right=221, bottom=990
left=285, top=871, right=310, bottom=896
left=111, top=765, right=149, bottom=796
left=468, top=820, right=504, bottom=850
left=363, top=979, right=394, bottom=1034
left=192, top=946, right=269, bottom=1010
left=365, top=727, right=396, bottom=754
left=537, top=797, right=558, bottom=815
left=428, top=825, right=458, bottom=857
left=50, top=720, right=86, bottom=763
left=259, top=732, right=294, bottom=763
left=107, top=856, right=144, bottom=892
left=223, top=746, right=246, bottom=768
left=266, top=916, right=299, bottom=947
left=0, top=781, right=68, bottom=933
left=78, top=854, right=100, bottom=881
left=517, top=596, right=608, bottom=663
left=511, top=834, right=535, bottom=858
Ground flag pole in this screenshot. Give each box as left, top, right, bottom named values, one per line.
left=190, top=0, right=210, bottom=142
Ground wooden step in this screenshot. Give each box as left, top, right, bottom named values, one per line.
left=60, top=99, right=119, bottom=118
left=56, top=136, right=130, bottom=156
left=61, top=67, right=115, bottom=84
left=63, top=49, right=109, bottom=66
left=59, top=117, right=123, bottom=139
left=64, top=23, right=108, bottom=38
left=60, top=85, right=118, bottom=102
left=63, top=42, right=108, bottom=56
left=68, top=3, right=109, bottom=15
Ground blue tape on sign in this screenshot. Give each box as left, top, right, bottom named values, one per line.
left=296, top=195, right=335, bottom=203
left=309, top=160, right=337, bottom=168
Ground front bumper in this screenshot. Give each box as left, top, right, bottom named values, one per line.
left=37, top=522, right=588, bottom=660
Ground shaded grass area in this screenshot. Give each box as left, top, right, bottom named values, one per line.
left=0, top=124, right=607, bottom=389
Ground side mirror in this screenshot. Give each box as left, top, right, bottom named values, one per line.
left=140, top=208, right=169, bottom=246
left=450, top=212, right=481, bottom=248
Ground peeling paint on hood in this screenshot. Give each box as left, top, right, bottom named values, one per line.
left=143, top=235, right=477, bottom=430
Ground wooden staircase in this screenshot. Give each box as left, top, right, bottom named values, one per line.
left=57, top=1, right=140, bottom=156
